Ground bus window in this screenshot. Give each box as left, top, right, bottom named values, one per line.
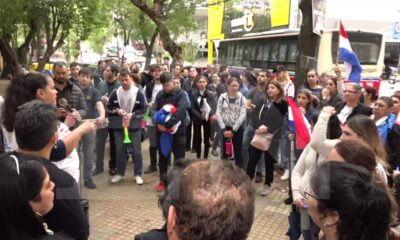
left=287, top=43, right=298, bottom=62
left=279, top=44, right=288, bottom=62
left=256, top=44, right=264, bottom=61
left=331, top=31, right=382, bottom=65
left=270, top=42, right=279, bottom=61
left=262, top=45, right=271, bottom=61
left=250, top=43, right=257, bottom=60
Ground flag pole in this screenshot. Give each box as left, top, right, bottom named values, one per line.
left=336, top=20, right=341, bottom=65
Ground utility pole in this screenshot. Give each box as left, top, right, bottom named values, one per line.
left=294, top=0, right=321, bottom=90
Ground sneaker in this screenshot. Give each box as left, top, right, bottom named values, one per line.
left=281, top=170, right=290, bottom=181
left=156, top=181, right=165, bottom=192
left=260, top=184, right=272, bottom=196
left=144, top=165, right=158, bottom=174
left=255, top=172, right=263, bottom=183
left=109, top=168, right=117, bottom=176
left=92, top=168, right=104, bottom=176
left=84, top=179, right=97, bottom=189
left=110, top=175, right=125, bottom=183
left=135, top=176, right=144, bottom=185
left=211, top=149, right=219, bottom=157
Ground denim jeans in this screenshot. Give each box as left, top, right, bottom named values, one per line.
left=80, top=131, right=95, bottom=182
left=242, top=124, right=265, bottom=172
left=114, top=129, right=143, bottom=176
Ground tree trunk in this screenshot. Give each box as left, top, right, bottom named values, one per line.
left=294, top=0, right=320, bottom=90
left=0, top=36, right=21, bottom=78
left=131, top=0, right=182, bottom=64
left=17, top=19, right=38, bottom=65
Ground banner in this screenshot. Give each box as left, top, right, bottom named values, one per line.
left=311, top=0, right=326, bottom=36
left=270, top=0, right=290, bottom=27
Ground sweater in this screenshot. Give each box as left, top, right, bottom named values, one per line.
left=216, top=92, right=247, bottom=132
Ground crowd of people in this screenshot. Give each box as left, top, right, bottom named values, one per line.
left=0, top=58, right=400, bottom=240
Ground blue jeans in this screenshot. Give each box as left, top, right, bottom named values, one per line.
left=242, top=125, right=265, bottom=172
left=114, top=129, right=143, bottom=176
left=80, top=131, right=95, bottom=182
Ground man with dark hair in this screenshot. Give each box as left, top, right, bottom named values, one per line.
left=93, top=60, right=107, bottom=88
left=163, top=56, right=170, bottom=71
left=166, top=160, right=255, bottom=240
left=53, top=61, right=88, bottom=120
left=78, top=68, right=106, bottom=189
left=154, top=72, right=187, bottom=192
left=11, top=100, right=90, bottom=240
left=107, top=69, right=148, bottom=184
left=93, top=64, right=120, bottom=176
left=69, top=62, right=81, bottom=85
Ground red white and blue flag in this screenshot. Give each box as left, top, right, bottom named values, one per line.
left=339, top=21, right=362, bottom=83
left=287, top=97, right=311, bottom=149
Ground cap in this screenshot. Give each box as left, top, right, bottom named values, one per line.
left=273, top=64, right=286, bottom=73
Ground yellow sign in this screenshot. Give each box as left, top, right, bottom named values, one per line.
left=270, top=0, right=290, bottom=27
left=208, top=0, right=225, bottom=64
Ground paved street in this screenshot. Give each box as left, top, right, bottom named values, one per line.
left=82, top=140, right=291, bottom=240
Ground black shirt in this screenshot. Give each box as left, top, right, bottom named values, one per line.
left=11, top=152, right=89, bottom=240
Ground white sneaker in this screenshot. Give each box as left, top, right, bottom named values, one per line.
left=135, top=176, right=144, bottom=185
left=110, top=175, right=125, bottom=183
left=260, top=184, right=272, bottom=196
left=281, top=170, right=290, bottom=181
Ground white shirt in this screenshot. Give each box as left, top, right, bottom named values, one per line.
left=337, top=105, right=353, bottom=125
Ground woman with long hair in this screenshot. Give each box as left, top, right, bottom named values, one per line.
left=190, top=76, right=217, bottom=159
left=320, top=78, right=342, bottom=108
left=2, top=73, right=95, bottom=180
left=302, top=69, right=323, bottom=109
left=216, top=76, right=247, bottom=167
left=312, top=107, right=388, bottom=184
left=2, top=73, right=95, bottom=156
left=307, top=161, right=391, bottom=240
left=0, top=157, right=56, bottom=239
left=246, top=81, right=288, bottom=196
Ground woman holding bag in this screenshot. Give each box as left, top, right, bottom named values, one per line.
left=246, top=81, right=288, bottom=196
left=216, top=77, right=247, bottom=167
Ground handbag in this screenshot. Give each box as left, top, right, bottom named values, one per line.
left=251, top=129, right=277, bottom=151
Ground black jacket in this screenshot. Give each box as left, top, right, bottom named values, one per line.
left=107, top=87, right=148, bottom=130
left=335, top=102, right=372, bottom=123
left=190, top=89, right=217, bottom=124
left=387, top=123, right=400, bottom=170
left=154, top=88, right=188, bottom=135
left=252, top=99, right=288, bottom=136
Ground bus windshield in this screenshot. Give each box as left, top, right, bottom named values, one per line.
left=331, top=31, right=382, bottom=65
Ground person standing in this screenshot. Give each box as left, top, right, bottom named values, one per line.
left=246, top=81, right=288, bottom=196
left=69, top=62, right=81, bottom=85
left=107, top=70, right=148, bottom=184
left=242, top=70, right=268, bottom=177
left=154, top=72, right=187, bottom=192
left=93, top=64, right=120, bottom=176
left=77, top=68, right=106, bottom=189
left=190, top=76, right=217, bottom=160
left=143, top=64, right=162, bottom=174
left=216, top=77, right=247, bottom=168
left=53, top=62, right=88, bottom=120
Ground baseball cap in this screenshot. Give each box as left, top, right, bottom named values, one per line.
left=273, top=64, right=286, bottom=73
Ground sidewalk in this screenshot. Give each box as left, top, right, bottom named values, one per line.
left=83, top=140, right=290, bottom=240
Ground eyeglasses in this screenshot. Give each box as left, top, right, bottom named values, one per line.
left=343, top=90, right=358, bottom=94
left=302, top=187, right=318, bottom=200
